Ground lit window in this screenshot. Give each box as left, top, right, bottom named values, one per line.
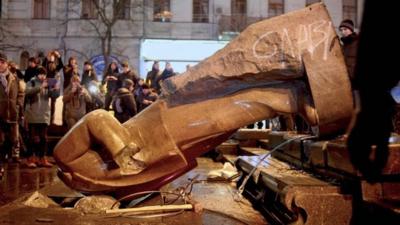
left=82, top=0, right=98, bottom=19
left=153, top=0, right=171, bottom=22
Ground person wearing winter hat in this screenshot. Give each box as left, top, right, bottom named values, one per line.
left=339, top=19, right=354, bottom=35
left=339, top=19, right=359, bottom=88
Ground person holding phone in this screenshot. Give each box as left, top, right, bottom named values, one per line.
left=24, top=66, right=59, bottom=168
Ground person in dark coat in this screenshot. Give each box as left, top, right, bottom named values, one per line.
left=24, top=57, right=40, bottom=83
left=81, top=61, right=102, bottom=112
left=339, top=19, right=359, bottom=89
left=117, top=61, right=139, bottom=89
left=63, top=57, right=79, bottom=90
left=155, top=62, right=175, bottom=93
left=134, top=78, right=145, bottom=108
left=102, top=62, right=119, bottom=111
left=42, top=50, right=64, bottom=79
left=42, top=50, right=63, bottom=123
left=81, top=61, right=98, bottom=88
left=8, top=62, right=27, bottom=161
left=346, top=2, right=399, bottom=224
left=145, top=61, right=161, bottom=91
left=158, top=62, right=175, bottom=82
left=137, top=84, right=158, bottom=112
left=0, top=53, right=25, bottom=175
left=112, top=79, right=137, bottom=123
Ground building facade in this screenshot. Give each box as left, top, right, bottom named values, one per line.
left=0, top=0, right=364, bottom=76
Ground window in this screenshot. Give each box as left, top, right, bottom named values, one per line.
left=268, top=0, right=284, bottom=18
left=231, top=0, right=246, bottom=31
left=231, top=0, right=246, bottom=16
left=115, top=0, right=130, bottom=20
left=82, top=0, right=98, bottom=19
left=153, top=0, right=171, bottom=22
left=33, top=0, right=50, bottom=19
left=193, top=0, right=209, bottom=23
left=343, top=0, right=357, bottom=28
left=306, top=0, right=321, bottom=6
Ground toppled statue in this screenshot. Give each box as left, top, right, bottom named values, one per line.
left=54, top=3, right=353, bottom=197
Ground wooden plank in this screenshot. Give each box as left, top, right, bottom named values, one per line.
left=233, top=129, right=271, bottom=140
left=105, top=204, right=193, bottom=214
left=240, top=147, right=269, bottom=156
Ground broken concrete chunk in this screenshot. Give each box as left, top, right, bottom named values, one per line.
left=74, top=195, right=120, bottom=214
left=207, top=162, right=239, bottom=180
left=23, top=191, right=59, bottom=208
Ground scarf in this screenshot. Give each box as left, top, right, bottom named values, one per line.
left=0, top=72, right=9, bottom=94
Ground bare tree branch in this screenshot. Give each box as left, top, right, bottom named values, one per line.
left=0, top=21, right=34, bottom=52
left=60, top=0, right=143, bottom=75
left=93, top=0, right=111, bottom=27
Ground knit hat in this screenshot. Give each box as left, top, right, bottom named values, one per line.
left=339, top=19, right=354, bottom=32
left=0, top=52, right=8, bottom=62
left=121, top=61, right=129, bottom=68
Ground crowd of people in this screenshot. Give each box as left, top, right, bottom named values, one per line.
left=0, top=50, right=177, bottom=176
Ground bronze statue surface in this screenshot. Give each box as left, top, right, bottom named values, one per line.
left=54, top=3, right=353, bottom=196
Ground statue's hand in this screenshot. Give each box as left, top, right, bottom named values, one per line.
left=114, top=143, right=146, bottom=175
left=54, top=110, right=146, bottom=179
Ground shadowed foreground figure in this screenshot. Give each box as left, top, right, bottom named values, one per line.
left=347, top=0, right=399, bottom=182
left=54, top=3, right=353, bottom=196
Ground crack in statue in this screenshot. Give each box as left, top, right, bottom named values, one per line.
left=54, top=3, right=353, bottom=197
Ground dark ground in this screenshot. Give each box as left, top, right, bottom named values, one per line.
left=0, top=158, right=267, bottom=225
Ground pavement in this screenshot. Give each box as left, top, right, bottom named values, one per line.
left=0, top=157, right=267, bottom=225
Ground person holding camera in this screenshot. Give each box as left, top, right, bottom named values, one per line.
left=137, top=84, right=158, bottom=112
left=81, top=61, right=98, bottom=87
left=24, top=66, right=60, bottom=168
left=81, top=61, right=103, bottom=112
left=102, top=62, right=119, bottom=111
left=63, top=75, right=92, bottom=129
left=42, top=50, right=63, bottom=124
